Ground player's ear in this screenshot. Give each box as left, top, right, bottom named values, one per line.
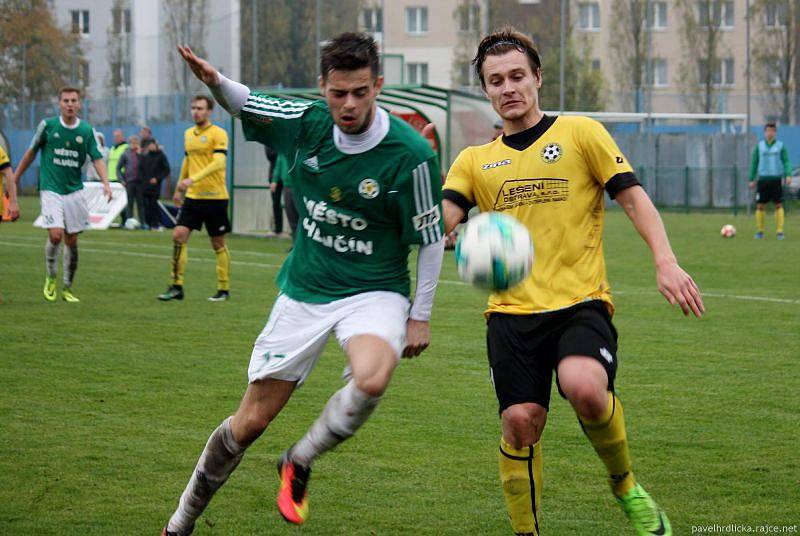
left=374, top=75, right=384, bottom=94
left=318, top=74, right=326, bottom=93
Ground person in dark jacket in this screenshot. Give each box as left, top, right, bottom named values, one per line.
left=139, top=138, right=171, bottom=230
left=117, top=136, right=144, bottom=227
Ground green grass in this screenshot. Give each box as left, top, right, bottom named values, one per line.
left=1, top=196, right=798, bottom=535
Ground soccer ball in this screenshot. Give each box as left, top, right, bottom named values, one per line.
left=455, top=212, right=534, bottom=291
left=124, top=217, right=140, bottom=230
left=720, top=224, right=736, bottom=238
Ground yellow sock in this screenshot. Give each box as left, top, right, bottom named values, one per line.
left=171, top=242, right=187, bottom=287
left=776, top=207, right=784, bottom=233
left=756, top=208, right=765, bottom=232
left=579, top=392, right=635, bottom=497
left=498, top=438, right=542, bottom=536
left=215, top=246, right=230, bottom=291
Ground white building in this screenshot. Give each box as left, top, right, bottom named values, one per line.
left=51, top=0, right=240, bottom=99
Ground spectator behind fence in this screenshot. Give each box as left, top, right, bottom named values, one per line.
left=107, top=129, right=128, bottom=182
left=117, top=135, right=144, bottom=227
left=274, top=152, right=297, bottom=238
left=139, top=138, right=171, bottom=230
left=139, top=125, right=153, bottom=149
left=83, top=131, right=109, bottom=181
left=265, top=146, right=284, bottom=235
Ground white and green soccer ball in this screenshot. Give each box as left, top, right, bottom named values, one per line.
left=455, top=212, right=534, bottom=291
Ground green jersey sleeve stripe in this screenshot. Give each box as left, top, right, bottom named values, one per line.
left=246, top=95, right=312, bottom=111
left=29, top=120, right=47, bottom=151
left=413, top=161, right=442, bottom=244
left=421, top=161, right=443, bottom=243
left=242, top=105, right=306, bottom=119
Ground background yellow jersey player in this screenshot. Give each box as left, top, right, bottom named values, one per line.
left=158, top=95, right=231, bottom=302
left=0, top=145, right=20, bottom=222
left=440, top=28, right=705, bottom=536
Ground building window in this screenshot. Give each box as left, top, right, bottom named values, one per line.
left=767, top=58, right=785, bottom=86
left=405, top=7, right=428, bottom=34
left=113, top=8, right=131, bottom=34
left=591, top=59, right=601, bottom=71
left=699, top=58, right=734, bottom=86
left=578, top=3, right=600, bottom=30
left=648, top=2, right=667, bottom=29
left=76, top=61, right=90, bottom=87
left=362, top=7, right=382, bottom=33
left=459, top=61, right=478, bottom=87
left=71, top=10, right=90, bottom=36
left=112, top=61, right=132, bottom=88
left=765, top=3, right=787, bottom=27
left=458, top=3, right=480, bottom=33
left=407, top=62, right=429, bottom=84
left=647, top=58, right=668, bottom=87
left=696, top=1, right=734, bottom=29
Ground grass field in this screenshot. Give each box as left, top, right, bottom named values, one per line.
left=1, top=196, right=798, bottom=535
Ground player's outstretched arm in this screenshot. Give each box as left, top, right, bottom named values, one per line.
left=177, top=45, right=249, bottom=117
left=177, top=45, right=220, bottom=86
left=615, top=185, right=705, bottom=317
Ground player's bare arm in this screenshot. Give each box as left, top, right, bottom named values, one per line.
left=177, top=45, right=220, bottom=86
left=91, top=158, right=113, bottom=201
left=442, top=199, right=466, bottom=235
left=2, top=167, right=20, bottom=221
left=12, top=149, right=37, bottom=189
left=614, top=185, right=705, bottom=317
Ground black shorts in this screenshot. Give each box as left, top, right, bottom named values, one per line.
left=756, top=180, right=783, bottom=204
left=176, top=198, right=231, bottom=236
left=486, top=300, right=618, bottom=413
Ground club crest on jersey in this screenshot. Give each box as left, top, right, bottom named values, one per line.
left=358, top=178, right=380, bottom=199
left=540, top=143, right=562, bottom=163
left=482, top=158, right=512, bottom=170
left=330, top=186, right=343, bottom=202
left=76, top=135, right=83, bottom=144
left=200, top=136, right=208, bottom=142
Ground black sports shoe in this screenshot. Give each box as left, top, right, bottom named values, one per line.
left=207, top=290, right=230, bottom=302
left=161, top=523, right=193, bottom=536
left=158, top=285, right=184, bottom=301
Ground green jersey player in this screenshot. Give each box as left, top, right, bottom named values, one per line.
left=162, top=33, right=445, bottom=535
left=13, top=87, right=112, bottom=302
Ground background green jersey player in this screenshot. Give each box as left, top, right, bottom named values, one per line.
left=13, top=87, right=112, bottom=302
left=162, top=34, right=445, bottom=535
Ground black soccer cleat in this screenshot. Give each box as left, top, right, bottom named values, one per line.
left=161, top=523, right=193, bottom=536
left=158, top=285, right=184, bottom=301
left=207, top=290, right=230, bottom=302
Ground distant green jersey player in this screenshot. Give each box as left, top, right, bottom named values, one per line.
left=13, top=87, right=112, bottom=302
left=162, top=34, right=445, bottom=535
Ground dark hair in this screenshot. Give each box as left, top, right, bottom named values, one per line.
left=192, top=95, right=214, bottom=110
left=59, top=86, right=81, bottom=98
left=765, top=122, right=777, bottom=129
left=473, top=27, right=541, bottom=88
left=320, top=32, right=380, bottom=79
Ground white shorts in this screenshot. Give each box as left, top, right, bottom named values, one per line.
left=248, top=291, right=410, bottom=386
left=39, top=190, right=90, bottom=234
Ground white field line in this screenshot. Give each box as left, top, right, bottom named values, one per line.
left=3, top=237, right=799, bottom=306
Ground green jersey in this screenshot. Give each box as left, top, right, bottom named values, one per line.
left=30, top=116, right=102, bottom=194
left=241, top=94, right=443, bottom=303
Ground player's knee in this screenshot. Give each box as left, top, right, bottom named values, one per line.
left=49, top=230, right=64, bottom=244
left=502, top=405, right=546, bottom=447
left=354, top=370, right=392, bottom=397
left=566, top=382, right=608, bottom=420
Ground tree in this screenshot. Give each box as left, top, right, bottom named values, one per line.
left=0, top=0, right=83, bottom=106
left=751, top=0, right=799, bottom=123
left=609, top=0, right=649, bottom=111
left=539, top=33, right=606, bottom=112
left=240, top=0, right=362, bottom=89
left=676, top=0, right=729, bottom=113
left=162, top=0, right=210, bottom=94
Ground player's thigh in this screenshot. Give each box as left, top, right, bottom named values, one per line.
left=175, top=199, right=203, bottom=235
left=231, top=377, right=297, bottom=445
left=248, top=294, right=335, bottom=387
left=62, top=190, right=90, bottom=234
left=554, top=302, right=617, bottom=400
left=487, top=313, right=556, bottom=414
left=335, top=291, right=410, bottom=389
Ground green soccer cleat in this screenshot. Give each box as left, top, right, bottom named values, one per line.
left=158, top=285, right=184, bottom=301
left=617, top=484, right=671, bottom=536
left=62, top=288, right=80, bottom=303
left=43, top=277, right=57, bottom=302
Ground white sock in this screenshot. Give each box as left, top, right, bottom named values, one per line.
left=167, top=417, right=245, bottom=534
left=62, top=244, right=78, bottom=288
left=290, top=380, right=381, bottom=466
left=45, top=240, right=61, bottom=278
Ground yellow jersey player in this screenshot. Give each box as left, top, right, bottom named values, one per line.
left=0, top=145, right=20, bottom=222
left=441, top=28, right=704, bottom=536
left=158, top=95, right=231, bottom=302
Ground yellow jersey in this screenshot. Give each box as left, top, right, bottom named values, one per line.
left=443, top=115, right=638, bottom=316
left=182, top=122, right=229, bottom=200
left=0, top=145, right=10, bottom=171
